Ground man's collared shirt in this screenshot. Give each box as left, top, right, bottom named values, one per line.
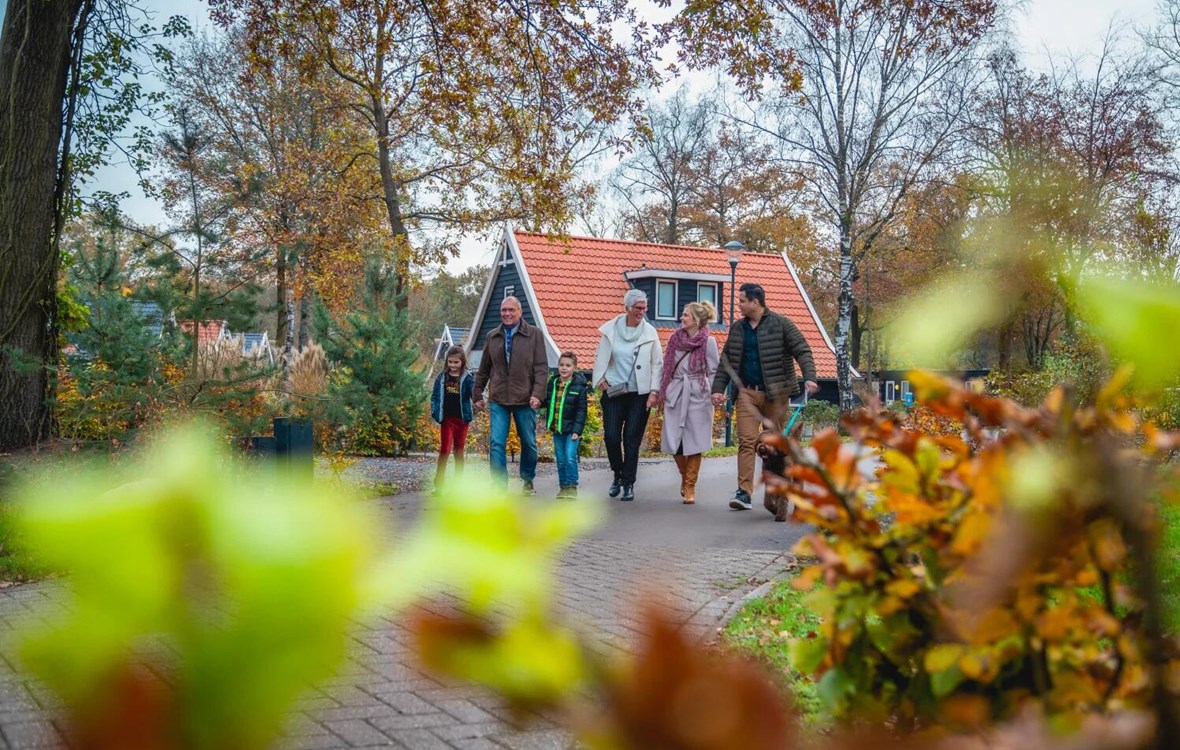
left=739, top=318, right=763, bottom=387
left=503, top=321, right=521, bottom=364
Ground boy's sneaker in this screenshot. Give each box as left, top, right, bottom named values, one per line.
left=522, top=480, right=536, bottom=496
left=729, top=489, right=753, bottom=511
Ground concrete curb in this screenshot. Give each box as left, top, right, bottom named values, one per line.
left=716, top=554, right=800, bottom=629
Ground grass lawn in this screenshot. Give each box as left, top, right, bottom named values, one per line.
left=1159, top=499, right=1180, bottom=632
left=721, top=577, right=827, bottom=725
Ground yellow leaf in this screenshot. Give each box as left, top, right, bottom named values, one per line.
left=925, top=643, right=966, bottom=673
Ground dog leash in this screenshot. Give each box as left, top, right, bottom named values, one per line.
left=783, top=395, right=807, bottom=435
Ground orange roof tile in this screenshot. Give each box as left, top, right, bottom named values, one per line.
left=511, top=232, right=838, bottom=379
left=179, top=320, right=227, bottom=346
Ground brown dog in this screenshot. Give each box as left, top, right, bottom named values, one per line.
left=757, top=425, right=803, bottom=522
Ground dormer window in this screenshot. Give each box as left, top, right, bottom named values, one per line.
left=655, top=280, right=678, bottom=320
left=697, top=282, right=719, bottom=321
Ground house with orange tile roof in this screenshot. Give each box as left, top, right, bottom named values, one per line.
left=466, top=226, right=846, bottom=403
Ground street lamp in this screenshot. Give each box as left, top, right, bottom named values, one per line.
left=723, top=240, right=744, bottom=447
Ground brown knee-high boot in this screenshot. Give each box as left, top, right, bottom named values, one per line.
left=683, top=454, right=702, bottom=504
left=673, top=455, right=687, bottom=497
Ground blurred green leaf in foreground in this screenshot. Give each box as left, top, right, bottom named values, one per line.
left=13, top=423, right=383, bottom=750
left=10, top=425, right=607, bottom=749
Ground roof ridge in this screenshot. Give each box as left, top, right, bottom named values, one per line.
left=514, top=230, right=734, bottom=255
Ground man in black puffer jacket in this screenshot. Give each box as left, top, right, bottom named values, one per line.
left=711, top=282, right=818, bottom=511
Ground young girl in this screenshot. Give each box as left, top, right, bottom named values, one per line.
left=430, top=345, right=474, bottom=492
left=544, top=351, right=588, bottom=498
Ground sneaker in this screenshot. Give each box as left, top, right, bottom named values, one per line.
left=608, top=477, right=622, bottom=498
left=621, top=484, right=635, bottom=502
left=522, top=480, right=536, bottom=496
left=729, top=489, right=752, bottom=511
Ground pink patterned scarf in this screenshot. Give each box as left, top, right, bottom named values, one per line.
left=659, top=326, right=711, bottom=397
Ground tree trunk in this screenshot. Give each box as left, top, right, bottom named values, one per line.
left=996, top=318, right=1014, bottom=380
left=850, top=302, right=862, bottom=372
left=298, top=291, right=312, bottom=348
left=371, top=95, right=410, bottom=308
left=834, top=224, right=856, bottom=413
left=276, top=244, right=289, bottom=364
left=0, top=0, right=84, bottom=450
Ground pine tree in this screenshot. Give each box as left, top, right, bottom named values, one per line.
left=315, top=262, right=426, bottom=456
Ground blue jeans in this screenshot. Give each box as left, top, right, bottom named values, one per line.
left=489, top=403, right=537, bottom=486
left=552, top=433, right=579, bottom=487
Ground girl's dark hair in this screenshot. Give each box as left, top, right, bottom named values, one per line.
left=444, top=345, right=468, bottom=374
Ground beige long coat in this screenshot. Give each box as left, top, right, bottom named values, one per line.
left=660, top=336, right=720, bottom=456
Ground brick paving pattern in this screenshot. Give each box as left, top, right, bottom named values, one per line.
left=0, top=538, right=786, bottom=749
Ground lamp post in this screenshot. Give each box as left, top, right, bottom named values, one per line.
left=723, top=240, right=744, bottom=447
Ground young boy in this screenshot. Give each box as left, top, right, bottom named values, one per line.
left=544, top=352, right=588, bottom=498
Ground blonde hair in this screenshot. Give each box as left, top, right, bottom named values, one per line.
left=685, top=300, right=716, bottom=329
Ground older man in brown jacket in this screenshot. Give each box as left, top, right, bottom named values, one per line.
left=474, top=295, right=550, bottom=494
left=711, top=282, right=818, bottom=511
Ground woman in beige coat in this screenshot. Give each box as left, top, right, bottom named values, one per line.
left=656, top=301, right=719, bottom=504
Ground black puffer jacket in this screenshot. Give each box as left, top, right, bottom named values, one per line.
left=543, top=372, right=588, bottom=436
left=711, top=308, right=817, bottom=402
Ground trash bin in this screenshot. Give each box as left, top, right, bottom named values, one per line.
left=273, top=417, right=314, bottom=481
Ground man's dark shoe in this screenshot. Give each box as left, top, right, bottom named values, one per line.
left=621, top=484, right=635, bottom=502
left=522, top=480, right=536, bottom=496
left=729, top=489, right=752, bottom=511
left=608, top=477, right=622, bottom=498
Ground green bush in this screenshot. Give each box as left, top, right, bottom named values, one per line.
left=800, top=399, right=840, bottom=429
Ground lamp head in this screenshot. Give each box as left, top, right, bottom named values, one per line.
left=724, top=240, right=745, bottom=266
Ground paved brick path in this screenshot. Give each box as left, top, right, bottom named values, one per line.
left=0, top=461, right=795, bottom=749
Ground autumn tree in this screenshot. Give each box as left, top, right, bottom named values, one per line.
left=612, top=88, right=713, bottom=245
left=682, top=118, right=818, bottom=265
left=965, top=41, right=1175, bottom=379
left=853, top=175, right=969, bottom=372
left=1049, top=39, right=1173, bottom=332
left=137, top=105, right=262, bottom=375
left=0, top=1, right=186, bottom=449
left=209, top=0, right=658, bottom=309
left=167, top=29, right=381, bottom=364
left=612, top=88, right=817, bottom=266
left=407, top=265, right=489, bottom=357
left=1144, top=0, right=1180, bottom=120
left=668, top=0, right=998, bottom=411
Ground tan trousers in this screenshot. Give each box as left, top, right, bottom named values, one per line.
left=735, top=388, right=789, bottom=494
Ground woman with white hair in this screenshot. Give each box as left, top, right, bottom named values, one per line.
left=592, top=288, right=663, bottom=501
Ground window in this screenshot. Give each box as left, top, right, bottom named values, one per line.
left=503, top=285, right=514, bottom=298
left=901, top=380, right=911, bottom=405
left=697, top=283, right=719, bottom=320
left=655, top=280, right=678, bottom=319
left=885, top=381, right=896, bottom=404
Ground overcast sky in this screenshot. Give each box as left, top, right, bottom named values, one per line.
left=44, top=0, right=1165, bottom=272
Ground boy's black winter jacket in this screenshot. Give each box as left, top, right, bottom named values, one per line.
left=543, top=372, right=588, bottom=436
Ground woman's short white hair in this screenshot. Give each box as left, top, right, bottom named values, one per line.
left=623, top=289, right=647, bottom=309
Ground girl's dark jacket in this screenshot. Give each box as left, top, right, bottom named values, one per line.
left=543, top=372, right=588, bottom=436
left=430, top=370, right=475, bottom=424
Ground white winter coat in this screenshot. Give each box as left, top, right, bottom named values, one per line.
left=591, top=315, right=663, bottom=395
